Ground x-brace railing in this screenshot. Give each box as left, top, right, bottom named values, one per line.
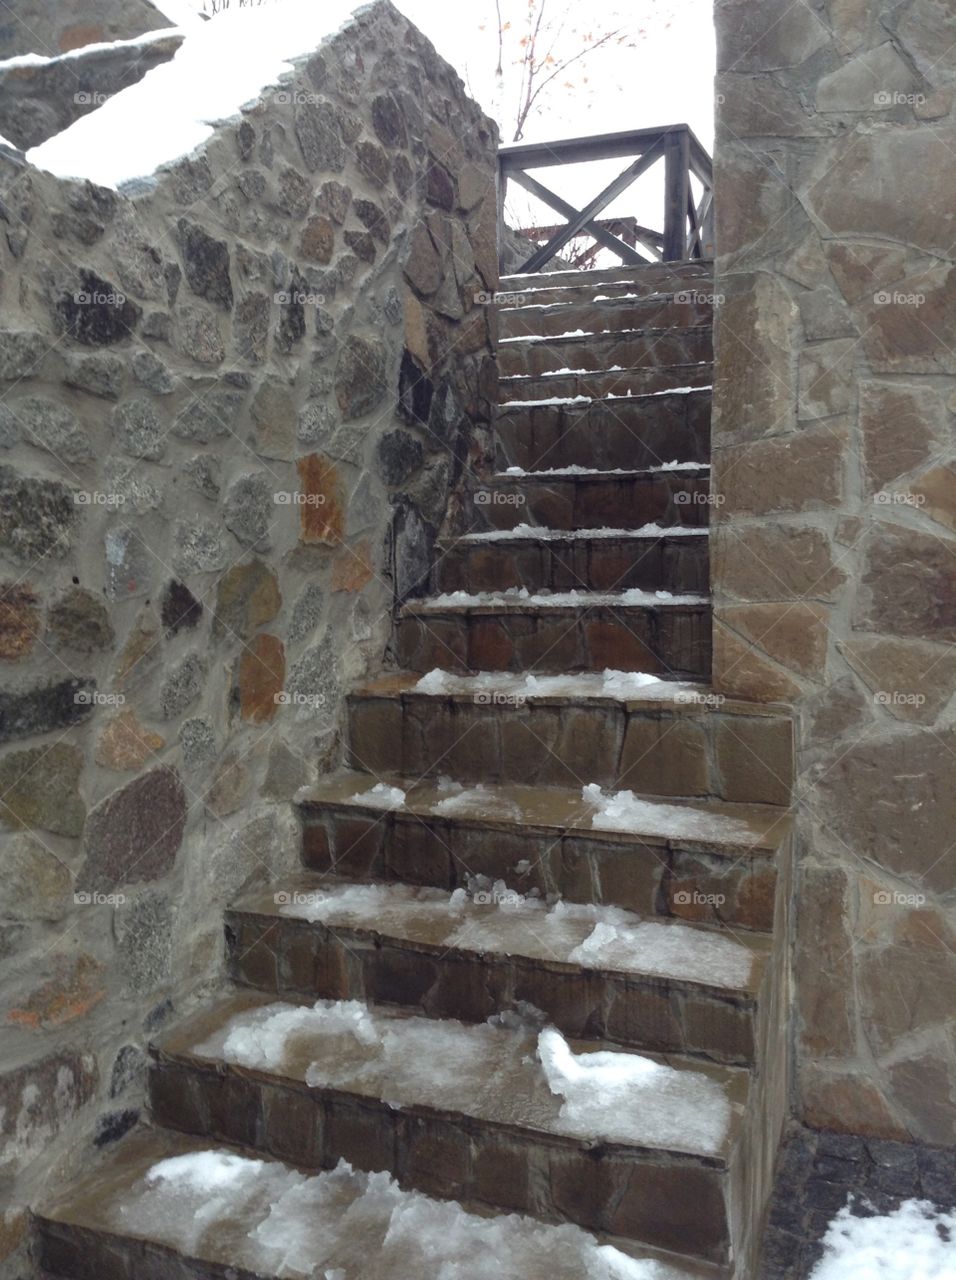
left=498, top=124, right=714, bottom=273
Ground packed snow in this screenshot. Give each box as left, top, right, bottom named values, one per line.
left=274, top=878, right=755, bottom=988
left=348, top=782, right=406, bottom=810
left=497, top=465, right=705, bottom=478
left=459, top=522, right=706, bottom=540
left=191, top=999, right=734, bottom=1156
left=583, top=784, right=758, bottom=843
left=411, top=668, right=701, bottom=701
left=809, top=1198, right=956, bottom=1280
left=115, top=1148, right=694, bottom=1278
left=0, top=27, right=182, bottom=72
left=29, top=0, right=365, bottom=187
left=422, top=587, right=707, bottom=608
left=431, top=783, right=523, bottom=821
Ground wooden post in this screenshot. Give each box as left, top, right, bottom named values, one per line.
left=663, top=128, right=690, bottom=261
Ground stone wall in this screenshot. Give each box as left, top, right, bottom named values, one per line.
left=0, top=2, right=497, bottom=1268
left=0, top=0, right=170, bottom=59
left=712, top=0, right=956, bottom=1145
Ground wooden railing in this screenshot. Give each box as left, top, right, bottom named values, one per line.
left=498, top=124, right=714, bottom=274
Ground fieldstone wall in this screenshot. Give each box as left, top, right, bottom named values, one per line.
left=0, top=1, right=497, bottom=1268
left=0, top=0, right=170, bottom=59
left=712, top=0, right=956, bottom=1145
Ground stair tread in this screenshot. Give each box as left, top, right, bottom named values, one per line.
left=37, top=1127, right=717, bottom=1280
left=404, top=589, right=710, bottom=613
left=353, top=667, right=790, bottom=714
left=497, top=289, right=710, bottom=316
left=229, top=875, right=770, bottom=996
left=498, top=323, right=712, bottom=345
left=297, top=770, right=789, bottom=855
left=501, top=262, right=713, bottom=288
left=486, top=464, right=710, bottom=481
left=500, top=362, right=713, bottom=384
left=443, top=524, right=708, bottom=545
left=157, top=991, right=750, bottom=1162
left=496, top=386, right=711, bottom=415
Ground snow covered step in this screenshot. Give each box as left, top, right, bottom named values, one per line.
left=346, top=671, right=794, bottom=806
left=433, top=525, right=709, bottom=595
left=395, top=592, right=712, bottom=678
left=495, top=389, right=711, bottom=473
left=500, top=260, right=713, bottom=306
left=225, top=876, right=771, bottom=1064
left=468, top=467, right=711, bottom=532
left=297, top=771, right=787, bottom=932
left=497, top=293, right=712, bottom=341
left=498, top=361, right=712, bottom=405
left=497, top=327, right=712, bottom=380
left=36, top=1128, right=721, bottom=1280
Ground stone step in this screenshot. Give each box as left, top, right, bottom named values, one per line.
left=296, top=770, right=787, bottom=933
left=498, top=291, right=712, bottom=340
left=433, top=526, right=709, bottom=594
left=498, top=328, right=712, bottom=380
left=468, top=466, right=711, bottom=531
left=346, top=672, right=794, bottom=807
left=499, top=361, right=712, bottom=405
left=224, top=880, right=769, bottom=1065
left=500, top=260, right=714, bottom=303
left=394, top=593, right=712, bottom=678
left=35, top=1127, right=723, bottom=1280
left=494, top=389, right=711, bottom=472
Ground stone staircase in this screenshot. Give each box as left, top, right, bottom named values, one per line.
left=34, top=261, right=794, bottom=1279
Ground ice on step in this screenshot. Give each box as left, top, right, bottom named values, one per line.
left=538, top=1027, right=732, bottom=1153
left=566, top=917, right=753, bottom=989
left=116, top=1148, right=694, bottom=1278
left=432, top=784, right=522, bottom=821
left=348, top=782, right=405, bottom=810
left=191, top=996, right=734, bottom=1158
left=809, top=1198, right=956, bottom=1280
left=411, top=668, right=702, bottom=702
left=423, top=587, right=707, bottom=609
left=461, top=522, right=704, bottom=540
left=583, top=784, right=758, bottom=843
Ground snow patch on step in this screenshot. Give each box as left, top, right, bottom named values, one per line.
left=583, top=784, right=758, bottom=843
left=274, top=880, right=755, bottom=989
left=499, top=462, right=706, bottom=477
left=347, top=782, right=406, bottom=810
left=411, top=668, right=702, bottom=701
left=114, top=1146, right=690, bottom=1277
left=422, top=587, right=708, bottom=608
left=809, top=1198, right=956, bottom=1280
left=191, top=998, right=735, bottom=1157
left=458, top=521, right=706, bottom=541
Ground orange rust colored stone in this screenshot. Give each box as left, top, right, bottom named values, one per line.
left=332, top=539, right=375, bottom=592
left=95, top=709, right=165, bottom=771
left=0, top=583, right=39, bottom=660
left=7, top=955, right=106, bottom=1030
left=238, top=634, right=286, bottom=723
left=296, top=453, right=345, bottom=546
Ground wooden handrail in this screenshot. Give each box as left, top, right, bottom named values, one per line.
left=498, top=124, right=714, bottom=273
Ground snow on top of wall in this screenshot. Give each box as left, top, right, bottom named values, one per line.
left=0, top=27, right=183, bottom=73
left=27, top=0, right=366, bottom=189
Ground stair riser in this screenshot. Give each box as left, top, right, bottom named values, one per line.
left=299, top=806, right=779, bottom=932
left=224, top=911, right=758, bottom=1066
left=346, top=695, right=793, bottom=806
left=498, top=296, right=712, bottom=340
left=470, top=472, right=711, bottom=531
left=495, top=391, right=711, bottom=471
left=395, top=606, right=712, bottom=678
left=37, top=1224, right=236, bottom=1280
left=433, top=536, right=709, bottom=594
left=498, top=329, right=712, bottom=379
left=147, top=1055, right=735, bottom=1264
left=500, top=362, right=712, bottom=404
left=501, top=261, right=714, bottom=299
